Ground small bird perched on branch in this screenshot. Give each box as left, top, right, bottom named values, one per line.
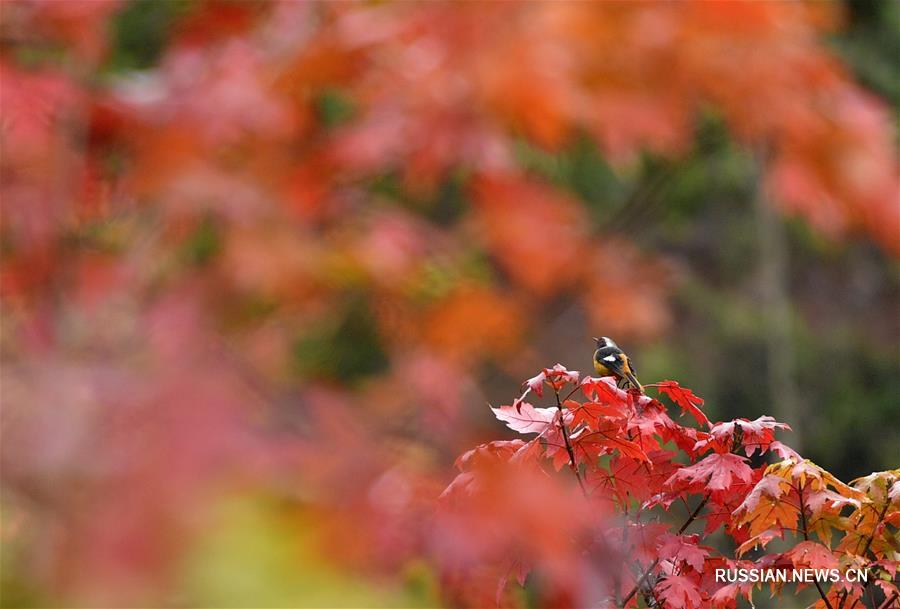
left=592, top=336, right=643, bottom=393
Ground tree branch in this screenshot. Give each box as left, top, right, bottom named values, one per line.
left=839, top=501, right=891, bottom=609
left=620, top=494, right=710, bottom=607
left=876, top=591, right=897, bottom=609
left=554, top=388, right=587, bottom=497
left=798, top=482, right=835, bottom=609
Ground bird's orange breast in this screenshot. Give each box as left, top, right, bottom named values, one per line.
left=593, top=361, right=611, bottom=376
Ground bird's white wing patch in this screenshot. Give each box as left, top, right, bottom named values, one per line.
left=603, top=355, right=617, bottom=362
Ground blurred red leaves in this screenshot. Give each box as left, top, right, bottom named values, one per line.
left=1, top=0, right=898, bottom=606
left=473, top=175, right=587, bottom=296
left=422, top=285, right=523, bottom=363
left=440, top=435, right=610, bottom=608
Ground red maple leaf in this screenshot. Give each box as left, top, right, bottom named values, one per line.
left=581, top=375, right=627, bottom=404
left=588, top=450, right=679, bottom=504
left=569, top=398, right=628, bottom=429
left=543, top=363, right=580, bottom=389
left=491, top=403, right=557, bottom=435
left=454, top=440, right=529, bottom=471
left=785, top=541, right=839, bottom=570
left=656, top=574, right=703, bottom=609
left=621, top=521, right=671, bottom=565
left=666, top=453, right=753, bottom=493
left=571, top=421, right=649, bottom=463
left=517, top=365, right=581, bottom=411
left=695, top=416, right=790, bottom=456
left=523, top=370, right=547, bottom=397
left=711, top=581, right=754, bottom=609
left=654, top=380, right=710, bottom=428
left=768, top=440, right=802, bottom=461
left=656, top=533, right=711, bottom=572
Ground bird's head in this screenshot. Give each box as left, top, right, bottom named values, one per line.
left=593, top=336, right=618, bottom=349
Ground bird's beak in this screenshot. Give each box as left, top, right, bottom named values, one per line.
left=592, top=337, right=601, bottom=344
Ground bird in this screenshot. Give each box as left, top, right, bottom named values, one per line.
left=592, top=336, right=643, bottom=393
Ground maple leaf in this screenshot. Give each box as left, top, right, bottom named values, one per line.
left=491, top=403, right=557, bottom=435
left=656, top=533, right=710, bottom=572
left=733, top=473, right=789, bottom=514
left=768, top=440, right=802, bottom=461
left=440, top=472, right=477, bottom=500
left=454, top=440, right=529, bottom=471
left=805, top=488, right=861, bottom=514
left=568, top=399, right=627, bottom=429
left=627, top=400, right=707, bottom=458
left=666, top=453, right=753, bottom=493
left=710, top=582, right=753, bottom=609
left=517, top=365, right=580, bottom=411
left=874, top=580, right=899, bottom=605
left=732, top=475, right=795, bottom=548
left=523, top=370, right=547, bottom=397
left=735, top=530, right=785, bottom=555
left=589, top=450, right=679, bottom=505
left=785, top=541, right=839, bottom=570
left=654, top=380, right=710, bottom=428
left=655, top=574, right=703, bottom=609
left=543, top=363, right=580, bottom=389
left=849, top=469, right=900, bottom=505
left=735, top=458, right=867, bottom=552
left=873, top=559, right=898, bottom=579
left=620, top=521, right=671, bottom=565
left=444, top=440, right=538, bottom=500
left=571, top=421, right=650, bottom=463
left=695, top=416, right=790, bottom=456
left=763, top=458, right=863, bottom=500
left=581, top=375, right=627, bottom=403
left=838, top=471, right=900, bottom=558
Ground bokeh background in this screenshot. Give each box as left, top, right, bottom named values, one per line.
left=1, top=1, right=898, bottom=607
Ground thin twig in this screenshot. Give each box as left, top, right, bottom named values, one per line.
left=876, top=591, right=897, bottom=609
left=798, top=481, right=835, bottom=609
left=561, top=383, right=583, bottom=404
left=554, top=388, right=588, bottom=497
left=839, top=501, right=891, bottom=609
left=620, top=494, right=711, bottom=607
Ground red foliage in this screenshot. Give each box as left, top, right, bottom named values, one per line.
left=442, top=367, right=900, bottom=608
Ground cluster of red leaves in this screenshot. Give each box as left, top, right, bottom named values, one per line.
left=443, top=366, right=900, bottom=608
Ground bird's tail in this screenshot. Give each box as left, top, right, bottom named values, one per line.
left=624, top=370, right=643, bottom=394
